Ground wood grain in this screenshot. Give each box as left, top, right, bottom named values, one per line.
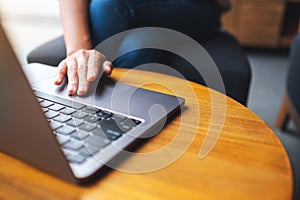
left=238, top=0, right=285, bottom=47
left=222, top=0, right=289, bottom=47
left=0, top=68, right=293, bottom=200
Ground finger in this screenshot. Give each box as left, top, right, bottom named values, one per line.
left=54, top=60, right=67, bottom=85
left=77, top=51, right=89, bottom=96
left=66, top=57, right=78, bottom=95
left=102, top=61, right=113, bottom=75
left=87, top=50, right=105, bottom=81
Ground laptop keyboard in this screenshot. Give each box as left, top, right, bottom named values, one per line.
left=35, top=91, right=142, bottom=165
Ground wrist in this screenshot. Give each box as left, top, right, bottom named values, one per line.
left=66, top=38, right=93, bottom=56
left=66, top=46, right=93, bottom=57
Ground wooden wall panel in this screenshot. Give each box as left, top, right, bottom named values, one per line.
left=222, top=0, right=295, bottom=48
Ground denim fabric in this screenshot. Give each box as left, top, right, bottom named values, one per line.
left=89, top=0, right=222, bottom=75
left=89, top=0, right=221, bottom=45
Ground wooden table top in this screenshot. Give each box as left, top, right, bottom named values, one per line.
left=0, top=68, right=293, bottom=200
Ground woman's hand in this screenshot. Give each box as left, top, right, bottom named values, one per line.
left=54, top=49, right=113, bottom=96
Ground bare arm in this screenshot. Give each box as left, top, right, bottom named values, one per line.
left=59, top=0, right=92, bottom=56
left=55, top=0, right=113, bottom=96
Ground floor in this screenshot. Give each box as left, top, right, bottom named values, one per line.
left=1, top=1, right=300, bottom=199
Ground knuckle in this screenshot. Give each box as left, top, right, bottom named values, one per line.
left=78, top=49, right=84, bottom=53
left=66, top=57, right=76, bottom=66
left=77, top=49, right=85, bottom=55
left=92, top=50, right=105, bottom=60
left=90, top=49, right=97, bottom=54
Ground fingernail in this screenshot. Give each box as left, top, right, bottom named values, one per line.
left=78, top=85, right=86, bottom=95
left=106, top=63, right=112, bottom=69
left=105, top=63, right=112, bottom=74
left=54, top=77, right=60, bottom=84
left=79, top=85, right=85, bottom=92
left=68, top=85, right=75, bottom=95
left=90, top=72, right=96, bottom=78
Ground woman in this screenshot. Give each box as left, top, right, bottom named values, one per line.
left=55, top=0, right=230, bottom=96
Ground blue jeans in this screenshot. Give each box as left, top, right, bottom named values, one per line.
left=89, top=0, right=222, bottom=79
left=89, top=0, right=221, bottom=45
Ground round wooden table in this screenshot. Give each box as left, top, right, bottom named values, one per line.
left=0, top=68, right=293, bottom=200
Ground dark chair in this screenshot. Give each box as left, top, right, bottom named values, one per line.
left=27, top=30, right=251, bottom=106
left=275, top=34, right=300, bottom=200
left=275, top=34, right=300, bottom=132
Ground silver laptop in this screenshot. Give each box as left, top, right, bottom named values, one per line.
left=0, top=24, right=184, bottom=183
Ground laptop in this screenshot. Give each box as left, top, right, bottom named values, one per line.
left=0, top=24, right=184, bottom=184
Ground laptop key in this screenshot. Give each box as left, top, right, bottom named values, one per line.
left=92, top=128, right=108, bottom=139
left=79, top=123, right=97, bottom=132
left=56, top=126, right=76, bottom=135
left=60, top=107, right=76, bottom=115
left=50, top=121, right=63, bottom=130
left=56, top=135, right=70, bottom=145
left=63, top=140, right=84, bottom=151
left=103, top=129, right=122, bottom=141
left=83, top=135, right=110, bottom=150
left=120, top=124, right=131, bottom=132
left=37, top=97, right=44, bottom=103
left=40, top=100, right=54, bottom=108
left=45, top=110, right=59, bottom=119
left=72, top=111, right=88, bottom=119
left=122, top=118, right=137, bottom=128
left=81, top=106, right=101, bottom=114
left=62, top=150, right=73, bottom=158
left=99, top=120, right=126, bottom=133
left=67, top=154, right=86, bottom=164
left=93, top=128, right=121, bottom=141
left=78, top=146, right=99, bottom=158
left=110, top=114, right=127, bottom=122
left=48, top=104, right=65, bottom=111
left=97, top=110, right=112, bottom=119
left=66, top=119, right=84, bottom=127
left=133, top=119, right=142, bottom=125
left=70, top=130, right=90, bottom=140
left=53, top=114, right=72, bottom=123
left=83, top=115, right=98, bottom=124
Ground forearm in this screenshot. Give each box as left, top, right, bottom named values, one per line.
left=58, top=0, right=92, bottom=56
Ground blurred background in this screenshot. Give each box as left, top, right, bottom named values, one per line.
left=0, top=0, right=300, bottom=198
left=0, top=0, right=61, bottom=64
